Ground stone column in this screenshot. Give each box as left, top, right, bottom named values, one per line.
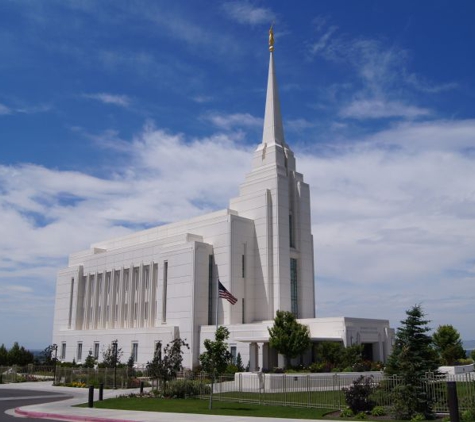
left=249, top=343, right=258, bottom=372
left=257, top=342, right=264, bottom=372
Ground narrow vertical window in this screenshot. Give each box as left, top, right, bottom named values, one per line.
left=289, top=213, right=295, bottom=248
left=241, top=254, right=245, bottom=278
left=230, top=346, right=237, bottom=364
left=207, top=255, right=214, bottom=325
left=132, top=342, right=138, bottom=362
left=290, top=258, right=298, bottom=317
left=68, top=278, right=75, bottom=329
left=242, top=298, right=245, bottom=324
left=77, top=342, right=83, bottom=362
left=162, top=261, right=168, bottom=323
left=61, top=342, right=66, bottom=360
left=94, top=342, right=100, bottom=359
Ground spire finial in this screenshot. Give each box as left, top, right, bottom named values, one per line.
left=268, top=24, right=274, bottom=52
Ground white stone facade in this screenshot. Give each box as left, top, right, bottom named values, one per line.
left=52, top=39, right=393, bottom=370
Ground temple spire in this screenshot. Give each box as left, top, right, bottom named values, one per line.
left=260, top=25, right=286, bottom=150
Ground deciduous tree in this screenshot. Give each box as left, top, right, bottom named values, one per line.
left=268, top=310, right=311, bottom=368
left=432, top=324, right=466, bottom=365
left=147, top=338, right=189, bottom=392
left=101, top=342, right=123, bottom=368
left=200, top=326, right=232, bottom=409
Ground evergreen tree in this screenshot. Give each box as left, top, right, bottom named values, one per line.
left=235, top=352, right=245, bottom=372
left=268, top=310, right=311, bottom=368
left=83, top=350, right=96, bottom=368
left=200, top=326, right=232, bottom=409
left=7, top=342, right=34, bottom=366
left=0, top=344, right=8, bottom=366
left=385, top=305, right=439, bottom=419
left=432, top=324, right=466, bottom=365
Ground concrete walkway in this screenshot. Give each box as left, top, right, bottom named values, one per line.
left=1, top=381, right=323, bottom=422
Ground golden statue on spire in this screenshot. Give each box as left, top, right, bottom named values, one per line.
left=269, top=24, right=274, bottom=52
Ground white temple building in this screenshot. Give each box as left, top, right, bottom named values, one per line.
left=52, top=32, right=394, bottom=370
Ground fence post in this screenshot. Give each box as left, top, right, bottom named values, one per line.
left=140, top=381, right=144, bottom=394
left=99, top=383, right=104, bottom=401
left=447, top=381, right=460, bottom=422
left=88, top=385, right=94, bottom=408
left=307, top=375, right=310, bottom=408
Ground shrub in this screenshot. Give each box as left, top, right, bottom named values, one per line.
left=391, top=384, right=434, bottom=420
left=355, top=412, right=367, bottom=419
left=343, top=375, right=376, bottom=414
left=164, top=379, right=209, bottom=398
left=462, top=408, right=475, bottom=421
left=340, top=408, right=354, bottom=418
left=390, top=384, right=422, bottom=420
left=371, top=406, right=386, bottom=416
left=456, top=358, right=473, bottom=366
left=411, top=413, right=426, bottom=422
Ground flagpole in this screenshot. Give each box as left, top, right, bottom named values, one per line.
left=215, top=277, right=219, bottom=330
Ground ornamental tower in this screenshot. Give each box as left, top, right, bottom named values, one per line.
left=230, top=27, right=315, bottom=321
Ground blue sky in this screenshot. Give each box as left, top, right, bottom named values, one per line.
left=1, top=0, right=474, bottom=350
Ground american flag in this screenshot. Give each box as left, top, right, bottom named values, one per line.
left=218, top=280, right=238, bottom=305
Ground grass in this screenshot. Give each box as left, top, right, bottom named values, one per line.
left=82, top=396, right=334, bottom=420
left=216, top=389, right=344, bottom=408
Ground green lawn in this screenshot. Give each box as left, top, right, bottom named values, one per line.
left=84, top=397, right=334, bottom=420
left=216, top=390, right=344, bottom=409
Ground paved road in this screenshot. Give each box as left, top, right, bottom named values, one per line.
left=0, top=388, right=73, bottom=421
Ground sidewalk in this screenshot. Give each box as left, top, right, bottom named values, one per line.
left=2, top=381, right=321, bottom=422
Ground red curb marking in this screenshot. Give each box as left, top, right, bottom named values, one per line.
left=14, top=407, right=135, bottom=422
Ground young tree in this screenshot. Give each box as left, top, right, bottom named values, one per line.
left=268, top=310, right=311, bottom=368
left=385, top=305, right=439, bottom=419
left=101, top=342, right=123, bottom=368
left=432, top=324, right=466, bottom=365
left=83, top=350, right=96, bottom=368
left=146, top=338, right=189, bottom=393
left=41, top=345, right=58, bottom=365
left=200, top=326, right=232, bottom=409
left=235, top=352, right=245, bottom=372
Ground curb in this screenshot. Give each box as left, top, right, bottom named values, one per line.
left=14, top=407, right=135, bottom=422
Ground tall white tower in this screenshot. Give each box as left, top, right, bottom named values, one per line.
left=230, top=27, right=315, bottom=322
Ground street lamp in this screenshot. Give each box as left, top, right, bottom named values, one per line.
left=52, top=344, right=58, bottom=385
left=112, top=340, right=118, bottom=389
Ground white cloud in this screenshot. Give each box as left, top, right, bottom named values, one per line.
left=203, top=112, right=263, bottom=130
left=0, top=103, right=12, bottom=115
left=83, top=93, right=131, bottom=107
left=308, top=22, right=454, bottom=123
left=1, top=118, right=475, bottom=343
left=340, top=98, right=431, bottom=119
left=309, top=25, right=338, bottom=56
left=192, top=95, right=214, bottom=104
left=222, top=1, right=276, bottom=25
